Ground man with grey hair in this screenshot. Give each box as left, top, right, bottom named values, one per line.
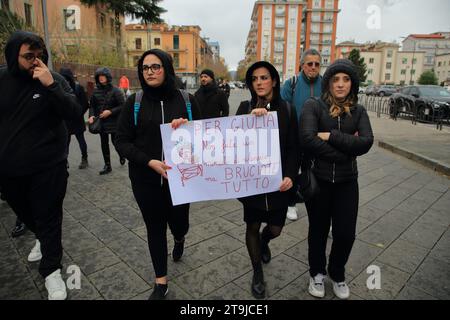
left=281, top=48, right=323, bottom=221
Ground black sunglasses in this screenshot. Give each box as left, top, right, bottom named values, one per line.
left=305, top=62, right=320, bottom=67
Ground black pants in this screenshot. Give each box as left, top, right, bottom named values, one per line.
left=67, top=132, right=88, bottom=159
left=131, top=179, right=189, bottom=278
left=305, top=178, right=359, bottom=282
left=0, top=162, right=68, bottom=278
left=100, top=132, right=117, bottom=165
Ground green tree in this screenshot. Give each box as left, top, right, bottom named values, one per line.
left=348, top=49, right=367, bottom=83
left=0, top=9, right=34, bottom=58
left=418, top=70, right=438, bottom=85
left=79, top=0, right=166, bottom=52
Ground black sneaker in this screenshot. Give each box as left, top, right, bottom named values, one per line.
left=251, top=268, right=265, bottom=299
left=148, top=284, right=168, bottom=300
left=172, top=237, right=185, bottom=262
left=261, top=239, right=271, bottom=264
left=11, top=222, right=26, bottom=238
left=99, top=165, right=112, bottom=175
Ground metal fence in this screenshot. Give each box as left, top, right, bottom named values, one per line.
left=358, top=94, right=447, bottom=131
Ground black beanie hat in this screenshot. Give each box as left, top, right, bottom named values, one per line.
left=322, top=59, right=360, bottom=98
left=200, top=69, right=215, bottom=80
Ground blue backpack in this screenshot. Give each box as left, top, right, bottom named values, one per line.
left=133, top=89, right=192, bottom=126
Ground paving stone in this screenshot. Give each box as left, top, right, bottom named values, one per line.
left=408, top=256, right=450, bottom=299
left=71, top=247, right=121, bottom=275
left=190, top=217, right=238, bottom=241
left=400, top=220, right=447, bottom=249
left=429, top=229, right=450, bottom=264
left=396, top=283, right=439, bottom=300
left=377, top=239, right=429, bottom=274
left=283, top=215, right=309, bottom=241
left=346, top=240, right=383, bottom=278
left=62, top=223, right=104, bottom=258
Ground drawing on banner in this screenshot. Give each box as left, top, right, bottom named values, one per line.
left=178, top=164, right=204, bottom=187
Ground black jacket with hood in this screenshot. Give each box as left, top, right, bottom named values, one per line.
left=89, top=67, right=125, bottom=134
left=115, top=49, right=202, bottom=186
left=60, top=68, right=89, bottom=135
left=299, top=59, right=374, bottom=183
left=0, top=31, right=80, bottom=178
left=194, top=82, right=229, bottom=119
left=236, top=61, right=300, bottom=211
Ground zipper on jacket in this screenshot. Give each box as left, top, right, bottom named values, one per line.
left=332, top=163, right=336, bottom=183
left=265, top=194, right=269, bottom=211
left=161, top=101, right=164, bottom=187
left=333, top=116, right=341, bottom=184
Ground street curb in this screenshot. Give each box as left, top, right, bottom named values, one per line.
left=378, top=140, right=450, bottom=177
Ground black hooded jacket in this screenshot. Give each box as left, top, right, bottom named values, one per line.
left=0, top=31, right=80, bottom=177
left=236, top=61, right=300, bottom=211
left=115, top=49, right=201, bottom=185
left=60, top=68, right=89, bottom=134
left=194, top=82, right=229, bottom=119
left=89, top=67, right=125, bottom=134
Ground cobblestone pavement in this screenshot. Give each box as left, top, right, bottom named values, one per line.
left=0, top=90, right=449, bottom=300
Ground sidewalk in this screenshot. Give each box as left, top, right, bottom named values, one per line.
left=0, top=101, right=449, bottom=300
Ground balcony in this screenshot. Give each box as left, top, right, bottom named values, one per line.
left=165, top=46, right=188, bottom=53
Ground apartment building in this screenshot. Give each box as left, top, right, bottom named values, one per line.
left=402, top=33, right=450, bottom=71
left=435, top=53, right=450, bottom=86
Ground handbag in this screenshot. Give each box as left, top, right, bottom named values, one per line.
left=88, top=116, right=102, bottom=134
left=297, top=163, right=320, bottom=201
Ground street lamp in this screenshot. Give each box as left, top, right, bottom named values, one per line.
left=41, top=0, right=53, bottom=70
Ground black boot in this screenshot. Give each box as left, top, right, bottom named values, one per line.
left=99, top=164, right=112, bottom=175
left=251, top=266, right=265, bottom=299
left=172, top=237, right=185, bottom=262
left=148, top=283, right=168, bottom=300
left=79, top=156, right=88, bottom=169
left=261, top=237, right=271, bottom=264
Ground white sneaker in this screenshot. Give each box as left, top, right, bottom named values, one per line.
left=45, top=269, right=67, bottom=300
left=308, top=273, right=326, bottom=298
left=286, top=206, right=298, bottom=221
left=28, top=240, right=42, bottom=262
left=332, top=281, right=350, bottom=299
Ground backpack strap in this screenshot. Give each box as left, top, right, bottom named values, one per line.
left=134, top=90, right=143, bottom=126
left=290, top=75, right=298, bottom=101
left=179, top=89, right=192, bottom=121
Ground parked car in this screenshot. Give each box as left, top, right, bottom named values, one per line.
left=388, top=85, right=450, bottom=120
left=377, top=85, right=397, bottom=97
left=359, top=86, right=367, bottom=94
left=365, top=85, right=378, bottom=95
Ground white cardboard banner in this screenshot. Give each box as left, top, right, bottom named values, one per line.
left=160, top=112, right=282, bottom=205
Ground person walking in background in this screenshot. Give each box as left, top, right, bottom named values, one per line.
left=236, top=61, right=300, bottom=299
left=194, top=69, right=229, bottom=119
left=60, top=68, right=89, bottom=169
left=281, top=48, right=323, bottom=221
left=88, top=67, right=126, bottom=175
left=299, top=59, right=374, bottom=299
left=115, top=49, right=201, bottom=300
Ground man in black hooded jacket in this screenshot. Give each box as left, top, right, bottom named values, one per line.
left=194, top=69, right=229, bottom=119
left=0, top=31, right=80, bottom=300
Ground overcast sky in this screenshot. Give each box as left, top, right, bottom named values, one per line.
left=156, top=0, right=450, bottom=70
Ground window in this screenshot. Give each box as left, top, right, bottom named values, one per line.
left=24, top=3, right=32, bottom=27
left=135, top=38, right=142, bottom=50
left=275, top=17, right=284, bottom=28
left=369, top=58, right=374, bottom=64
left=438, top=62, right=442, bottom=67
left=385, top=73, right=391, bottom=81
left=1, top=0, right=10, bottom=11
left=173, top=53, right=180, bottom=68
left=402, top=58, right=408, bottom=64
left=154, top=38, right=161, bottom=46
left=326, top=0, right=334, bottom=8
left=173, top=35, right=179, bottom=50
left=411, top=69, right=416, bottom=75
left=313, top=0, right=321, bottom=8
left=401, top=69, right=406, bottom=75
left=387, top=50, right=393, bottom=58
left=63, top=9, right=76, bottom=31
left=412, top=58, right=417, bottom=65
left=368, top=69, right=373, bottom=75
left=386, top=62, right=392, bottom=70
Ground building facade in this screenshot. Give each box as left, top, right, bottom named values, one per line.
left=402, top=33, right=450, bottom=71
left=244, top=0, right=339, bottom=82
left=435, top=53, right=450, bottom=86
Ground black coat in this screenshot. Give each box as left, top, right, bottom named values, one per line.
left=115, top=90, right=202, bottom=185
left=67, top=84, right=88, bottom=134
left=194, top=85, right=229, bottom=119
left=299, top=98, right=374, bottom=183
left=236, top=99, right=300, bottom=211
left=89, top=85, right=125, bottom=134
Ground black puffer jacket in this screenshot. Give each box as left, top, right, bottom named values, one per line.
left=236, top=61, right=300, bottom=211
left=194, top=83, right=229, bottom=119
left=299, top=97, right=374, bottom=183
left=89, top=68, right=125, bottom=134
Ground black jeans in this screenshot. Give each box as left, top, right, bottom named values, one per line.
left=305, top=178, right=359, bottom=282
left=0, top=162, right=68, bottom=278
left=131, top=179, right=190, bottom=278
left=67, top=132, right=88, bottom=159
left=100, top=132, right=117, bottom=165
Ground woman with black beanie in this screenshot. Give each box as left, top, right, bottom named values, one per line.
left=236, top=61, right=300, bottom=299
left=299, top=59, right=374, bottom=299
left=115, top=49, right=201, bottom=300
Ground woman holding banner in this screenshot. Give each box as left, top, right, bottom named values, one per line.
left=115, top=49, right=201, bottom=300
left=236, top=61, right=300, bottom=299
left=299, top=59, right=373, bottom=299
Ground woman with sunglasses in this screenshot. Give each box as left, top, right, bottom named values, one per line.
left=115, top=49, right=201, bottom=300
left=299, top=59, right=373, bottom=299
left=236, top=61, right=300, bottom=299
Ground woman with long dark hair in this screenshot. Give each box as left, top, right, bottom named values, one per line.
left=299, top=59, right=374, bottom=299
left=236, top=61, right=300, bottom=299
